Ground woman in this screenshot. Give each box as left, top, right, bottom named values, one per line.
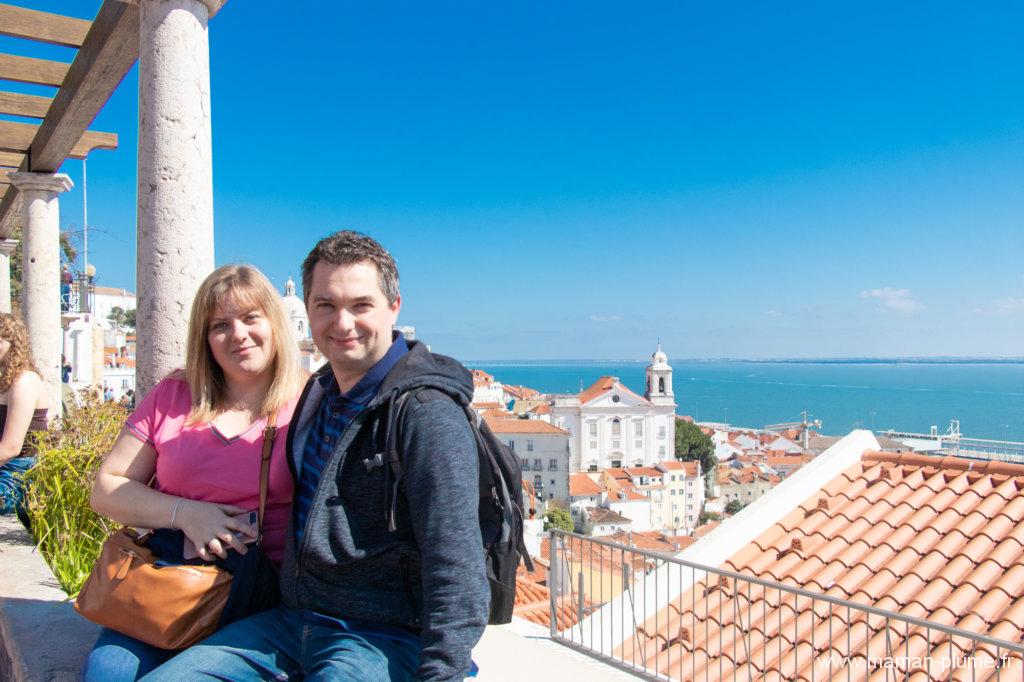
left=83, top=265, right=307, bottom=681
left=0, top=314, right=49, bottom=522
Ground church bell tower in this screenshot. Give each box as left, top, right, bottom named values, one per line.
left=645, top=343, right=674, bottom=406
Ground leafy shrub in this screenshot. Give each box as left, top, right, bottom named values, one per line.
left=22, top=396, right=127, bottom=595
left=542, top=507, right=575, bottom=532
left=698, top=511, right=722, bottom=525
left=724, top=499, right=746, bottom=515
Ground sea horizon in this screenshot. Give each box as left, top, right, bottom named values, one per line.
left=470, top=359, right=1024, bottom=443
left=466, top=356, right=1024, bottom=366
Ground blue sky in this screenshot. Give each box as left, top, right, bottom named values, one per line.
left=6, top=1, right=1024, bottom=359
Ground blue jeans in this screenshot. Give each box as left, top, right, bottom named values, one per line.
left=0, top=456, right=34, bottom=526
left=82, top=628, right=176, bottom=681
left=142, top=608, right=421, bottom=681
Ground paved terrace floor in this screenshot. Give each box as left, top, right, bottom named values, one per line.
left=0, top=515, right=638, bottom=680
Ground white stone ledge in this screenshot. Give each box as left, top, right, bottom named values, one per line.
left=0, top=515, right=99, bottom=681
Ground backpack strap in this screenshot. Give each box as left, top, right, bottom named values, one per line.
left=383, top=390, right=417, bottom=532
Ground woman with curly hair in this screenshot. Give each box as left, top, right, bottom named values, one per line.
left=0, top=313, right=49, bottom=518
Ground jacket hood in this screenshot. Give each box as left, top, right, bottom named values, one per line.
left=367, top=340, right=474, bottom=408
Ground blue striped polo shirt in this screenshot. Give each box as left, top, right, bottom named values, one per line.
left=294, top=335, right=408, bottom=544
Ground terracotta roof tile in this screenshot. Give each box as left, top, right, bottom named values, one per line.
left=513, top=576, right=592, bottom=630
left=569, top=474, right=602, bottom=497
left=618, top=450, right=1024, bottom=678
left=578, top=375, right=650, bottom=406
left=483, top=416, right=568, bottom=434
left=624, top=467, right=663, bottom=478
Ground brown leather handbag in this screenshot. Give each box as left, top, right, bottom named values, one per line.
left=74, top=413, right=278, bottom=650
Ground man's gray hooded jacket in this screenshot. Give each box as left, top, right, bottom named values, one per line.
left=280, top=341, right=489, bottom=681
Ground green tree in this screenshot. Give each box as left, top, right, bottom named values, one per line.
left=107, top=306, right=136, bottom=333
left=725, top=499, right=746, bottom=515
left=675, top=419, right=717, bottom=493
left=542, top=507, right=574, bottom=533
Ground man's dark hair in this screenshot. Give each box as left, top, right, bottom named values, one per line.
left=301, top=230, right=400, bottom=305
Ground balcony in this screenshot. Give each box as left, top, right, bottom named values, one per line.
left=543, top=531, right=1024, bottom=680
left=544, top=532, right=1024, bottom=679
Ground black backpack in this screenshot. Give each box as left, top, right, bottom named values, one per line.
left=383, top=388, right=534, bottom=625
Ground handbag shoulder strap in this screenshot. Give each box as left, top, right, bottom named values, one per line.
left=257, top=411, right=278, bottom=534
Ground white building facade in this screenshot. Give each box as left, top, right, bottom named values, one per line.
left=486, top=417, right=571, bottom=507
left=550, top=345, right=677, bottom=472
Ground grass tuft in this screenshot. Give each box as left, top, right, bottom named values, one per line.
left=22, top=395, right=127, bottom=595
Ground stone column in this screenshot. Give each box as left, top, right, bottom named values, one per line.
left=0, top=238, right=18, bottom=314
left=134, top=0, right=225, bottom=397
left=8, top=173, right=73, bottom=414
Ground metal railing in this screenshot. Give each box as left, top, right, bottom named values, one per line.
left=548, top=530, right=1024, bottom=681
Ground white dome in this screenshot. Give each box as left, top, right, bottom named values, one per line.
left=280, top=278, right=303, bottom=314
left=282, top=294, right=305, bottom=320
left=647, top=342, right=671, bottom=368
left=650, top=343, right=669, bottom=367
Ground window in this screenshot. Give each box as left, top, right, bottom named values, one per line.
left=658, top=425, right=666, bottom=439
left=658, top=377, right=665, bottom=393
left=611, top=459, right=621, bottom=468
left=550, top=479, right=556, bottom=487
left=534, top=475, right=541, bottom=486
left=508, top=440, right=515, bottom=451
left=612, top=394, right=620, bottom=403
left=612, top=440, right=620, bottom=449
left=634, top=421, right=643, bottom=437
left=588, top=422, right=597, bottom=438
left=521, top=458, right=529, bottom=471
left=589, top=441, right=597, bottom=449
left=549, top=458, right=558, bottom=470
left=659, top=446, right=666, bottom=456
left=589, top=464, right=598, bottom=472
left=611, top=419, right=621, bottom=437
left=533, top=458, right=542, bottom=470
left=527, top=439, right=534, bottom=452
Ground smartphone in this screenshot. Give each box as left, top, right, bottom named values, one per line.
left=182, top=510, right=258, bottom=560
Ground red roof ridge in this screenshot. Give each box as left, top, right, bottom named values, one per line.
left=863, top=450, right=1024, bottom=477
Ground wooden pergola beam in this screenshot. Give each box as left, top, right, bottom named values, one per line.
left=0, top=91, right=52, bottom=119
left=0, top=0, right=138, bottom=236
left=0, top=120, right=117, bottom=157
left=0, top=152, right=24, bottom=168
left=0, top=53, right=70, bottom=87
left=26, top=0, right=137, bottom=173
left=0, top=4, right=92, bottom=48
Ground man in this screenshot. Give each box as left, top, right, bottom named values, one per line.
left=150, top=231, right=489, bottom=681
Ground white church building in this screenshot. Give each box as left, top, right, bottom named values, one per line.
left=280, top=277, right=310, bottom=342
left=550, top=345, right=677, bottom=471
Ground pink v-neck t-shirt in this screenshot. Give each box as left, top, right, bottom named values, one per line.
left=125, top=376, right=299, bottom=564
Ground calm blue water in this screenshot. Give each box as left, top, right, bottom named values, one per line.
left=471, top=361, right=1024, bottom=442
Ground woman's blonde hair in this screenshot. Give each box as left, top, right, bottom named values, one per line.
left=0, top=313, right=37, bottom=393
left=185, top=265, right=306, bottom=423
